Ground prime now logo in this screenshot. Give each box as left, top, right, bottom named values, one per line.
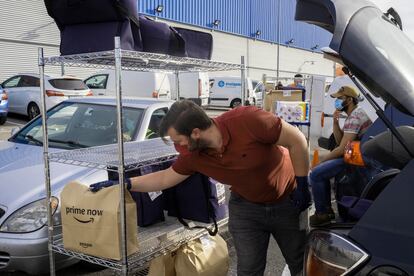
left=65, top=206, right=104, bottom=222
left=66, top=206, right=104, bottom=216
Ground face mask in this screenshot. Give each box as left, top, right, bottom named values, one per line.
left=334, top=98, right=345, bottom=111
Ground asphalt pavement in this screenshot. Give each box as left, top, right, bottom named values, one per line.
left=0, top=110, right=288, bottom=276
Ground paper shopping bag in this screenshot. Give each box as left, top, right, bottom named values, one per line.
left=175, top=234, right=229, bottom=276
left=61, top=181, right=138, bottom=260
left=148, top=251, right=177, bottom=276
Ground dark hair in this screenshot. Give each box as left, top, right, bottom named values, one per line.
left=294, top=73, right=303, bottom=78
left=159, top=100, right=212, bottom=141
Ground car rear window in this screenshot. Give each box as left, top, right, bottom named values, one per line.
left=48, top=79, right=88, bottom=90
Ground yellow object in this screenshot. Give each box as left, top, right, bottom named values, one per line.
left=312, top=149, right=320, bottom=168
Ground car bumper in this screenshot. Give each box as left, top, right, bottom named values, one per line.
left=0, top=228, right=78, bottom=274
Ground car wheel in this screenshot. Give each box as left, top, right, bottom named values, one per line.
left=0, top=116, right=6, bottom=125
left=28, top=103, right=40, bottom=120
left=230, top=98, right=242, bottom=109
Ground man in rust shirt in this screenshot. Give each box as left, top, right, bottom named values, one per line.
left=91, top=100, right=311, bottom=275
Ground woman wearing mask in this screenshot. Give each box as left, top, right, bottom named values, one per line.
left=309, top=86, right=372, bottom=226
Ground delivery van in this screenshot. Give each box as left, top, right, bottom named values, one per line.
left=209, top=76, right=255, bottom=108
left=84, top=70, right=172, bottom=99
left=169, top=72, right=210, bottom=107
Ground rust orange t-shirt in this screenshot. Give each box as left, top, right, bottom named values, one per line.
left=172, top=106, right=296, bottom=203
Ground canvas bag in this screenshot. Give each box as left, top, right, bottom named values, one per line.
left=163, top=174, right=227, bottom=235
left=148, top=251, right=177, bottom=276
left=175, top=234, right=229, bottom=276
left=60, top=181, right=138, bottom=260
left=108, top=164, right=166, bottom=227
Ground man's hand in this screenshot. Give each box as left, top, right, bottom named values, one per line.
left=333, top=110, right=342, bottom=125
left=89, top=178, right=132, bottom=192
left=291, top=176, right=311, bottom=212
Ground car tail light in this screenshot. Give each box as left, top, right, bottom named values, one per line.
left=46, top=90, right=65, bottom=96
left=198, top=79, right=202, bottom=97
left=152, top=91, right=159, bottom=98
left=85, top=90, right=93, bottom=96
left=305, top=231, right=369, bottom=276
left=1, top=91, right=7, bottom=100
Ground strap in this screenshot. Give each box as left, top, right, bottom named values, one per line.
left=113, top=0, right=140, bottom=28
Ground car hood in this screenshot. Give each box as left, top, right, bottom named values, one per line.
left=296, top=0, right=414, bottom=116
left=0, top=142, right=107, bottom=217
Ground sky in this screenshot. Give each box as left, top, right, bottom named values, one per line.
left=371, top=0, right=414, bottom=42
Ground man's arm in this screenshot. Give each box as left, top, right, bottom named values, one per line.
left=320, top=132, right=357, bottom=162
left=333, top=110, right=344, bottom=145
left=129, top=167, right=190, bottom=192
left=276, top=120, right=309, bottom=176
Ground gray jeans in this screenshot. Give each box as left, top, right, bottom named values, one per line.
left=228, top=192, right=306, bottom=276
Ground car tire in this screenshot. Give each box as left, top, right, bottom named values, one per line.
left=0, top=116, right=6, bottom=125
left=28, top=103, right=40, bottom=120
left=230, top=98, right=242, bottom=109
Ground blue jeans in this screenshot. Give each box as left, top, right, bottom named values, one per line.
left=228, top=192, right=306, bottom=276
left=309, top=158, right=346, bottom=213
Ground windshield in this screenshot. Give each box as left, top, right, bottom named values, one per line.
left=10, top=102, right=144, bottom=149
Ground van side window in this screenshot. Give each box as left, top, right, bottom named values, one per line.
left=84, top=74, right=108, bottom=89
left=146, top=108, right=168, bottom=139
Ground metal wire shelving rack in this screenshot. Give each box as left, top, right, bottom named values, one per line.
left=39, top=37, right=245, bottom=276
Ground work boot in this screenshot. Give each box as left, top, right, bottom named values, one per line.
left=310, top=212, right=333, bottom=227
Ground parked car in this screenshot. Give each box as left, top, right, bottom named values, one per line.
left=1, top=74, right=92, bottom=120
left=84, top=69, right=172, bottom=100
left=297, top=0, right=414, bottom=275
left=0, top=97, right=174, bottom=274
left=0, top=85, right=8, bottom=125
left=209, top=76, right=255, bottom=108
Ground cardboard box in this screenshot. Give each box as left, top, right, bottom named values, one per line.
left=263, top=89, right=303, bottom=112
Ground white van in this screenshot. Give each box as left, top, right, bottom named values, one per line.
left=84, top=70, right=172, bottom=99
left=169, top=72, right=210, bottom=107
left=209, top=76, right=255, bottom=108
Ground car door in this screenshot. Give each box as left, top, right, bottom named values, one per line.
left=84, top=74, right=109, bottom=96
left=19, top=76, right=41, bottom=115
left=145, top=108, right=168, bottom=140
left=1, top=75, right=22, bottom=114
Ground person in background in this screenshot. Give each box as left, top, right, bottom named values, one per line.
left=309, top=86, right=372, bottom=227
left=91, top=100, right=311, bottom=276
left=289, top=73, right=304, bottom=88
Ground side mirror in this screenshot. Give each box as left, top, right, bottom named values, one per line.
left=10, top=127, right=20, bottom=137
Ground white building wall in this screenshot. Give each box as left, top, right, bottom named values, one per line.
left=0, top=0, right=334, bottom=83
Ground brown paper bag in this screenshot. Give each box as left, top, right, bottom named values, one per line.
left=61, top=181, right=138, bottom=260
left=175, top=234, right=229, bottom=276
left=148, top=251, right=177, bottom=276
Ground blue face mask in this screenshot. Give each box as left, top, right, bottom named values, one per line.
left=334, top=98, right=344, bottom=110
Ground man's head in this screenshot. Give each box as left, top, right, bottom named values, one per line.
left=294, top=73, right=303, bottom=87
left=159, top=100, right=213, bottom=151
left=331, top=86, right=360, bottom=112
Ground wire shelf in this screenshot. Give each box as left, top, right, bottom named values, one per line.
left=52, top=216, right=229, bottom=271
left=42, top=50, right=242, bottom=73
left=49, top=138, right=178, bottom=172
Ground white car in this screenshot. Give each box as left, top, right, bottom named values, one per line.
left=0, top=97, right=173, bottom=274
left=1, top=74, right=92, bottom=119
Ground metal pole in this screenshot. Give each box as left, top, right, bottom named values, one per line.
left=60, top=62, right=65, bottom=76
left=39, top=47, right=55, bottom=276
left=114, top=37, right=128, bottom=276
left=241, top=56, right=246, bottom=106
left=175, top=71, right=180, bottom=101
left=276, top=0, right=281, bottom=82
